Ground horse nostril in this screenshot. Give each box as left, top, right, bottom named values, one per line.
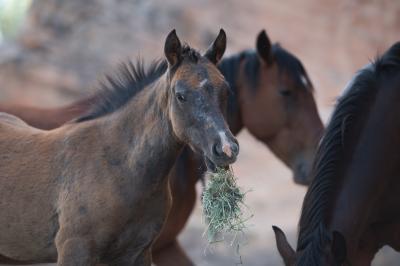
left=231, top=142, right=239, bottom=155
left=212, top=143, right=223, bottom=157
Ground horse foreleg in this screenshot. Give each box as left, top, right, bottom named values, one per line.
left=152, top=241, right=194, bottom=266
left=56, top=237, right=97, bottom=266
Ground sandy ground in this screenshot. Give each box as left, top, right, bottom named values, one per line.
left=1, top=0, right=400, bottom=265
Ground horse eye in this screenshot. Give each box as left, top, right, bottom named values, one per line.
left=279, top=90, right=292, bottom=97
left=176, top=92, right=186, bottom=102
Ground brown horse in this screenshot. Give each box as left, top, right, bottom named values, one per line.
left=273, top=42, right=400, bottom=265
left=0, top=30, right=323, bottom=265
left=0, top=29, right=239, bottom=266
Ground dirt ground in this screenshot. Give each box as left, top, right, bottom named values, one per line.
left=1, top=0, right=400, bottom=265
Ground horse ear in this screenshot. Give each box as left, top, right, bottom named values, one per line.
left=256, top=29, right=273, bottom=65
left=273, top=226, right=296, bottom=265
left=204, top=29, right=226, bottom=65
left=164, top=29, right=182, bottom=67
left=331, top=231, right=347, bottom=263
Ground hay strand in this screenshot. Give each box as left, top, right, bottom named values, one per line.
left=202, top=167, right=251, bottom=243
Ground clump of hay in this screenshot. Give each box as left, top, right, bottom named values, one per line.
left=202, top=167, right=251, bottom=243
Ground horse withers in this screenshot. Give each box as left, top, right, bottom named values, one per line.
left=273, top=42, right=400, bottom=265
left=0, top=29, right=238, bottom=266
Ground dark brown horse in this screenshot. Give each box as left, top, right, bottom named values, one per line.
left=0, top=29, right=239, bottom=266
left=0, top=30, right=323, bottom=265
left=273, top=42, right=400, bottom=266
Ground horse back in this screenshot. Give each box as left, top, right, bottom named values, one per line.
left=0, top=97, right=93, bottom=130
left=0, top=112, right=32, bottom=129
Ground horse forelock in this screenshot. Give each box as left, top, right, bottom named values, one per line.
left=271, top=44, right=314, bottom=92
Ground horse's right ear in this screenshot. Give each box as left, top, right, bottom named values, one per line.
left=164, top=29, right=182, bottom=67
left=273, top=226, right=296, bottom=265
left=256, top=29, right=273, bottom=65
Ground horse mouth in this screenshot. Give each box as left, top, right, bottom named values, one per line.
left=205, top=157, right=217, bottom=172
left=204, top=156, right=231, bottom=173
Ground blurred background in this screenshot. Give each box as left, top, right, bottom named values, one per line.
left=0, top=0, right=399, bottom=265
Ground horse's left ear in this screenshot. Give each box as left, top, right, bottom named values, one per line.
left=204, top=29, right=226, bottom=65
left=331, top=231, right=347, bottom=264
left=256, top=29, right=273, bottom=65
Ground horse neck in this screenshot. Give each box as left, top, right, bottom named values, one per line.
left=329, top=81, right=400, bottom=250
left=100, top=77, right=181, bottom=187
left=218, top=53, right=246, bottom=135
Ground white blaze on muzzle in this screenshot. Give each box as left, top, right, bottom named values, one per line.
left=218, top=131, right=232, bottom=157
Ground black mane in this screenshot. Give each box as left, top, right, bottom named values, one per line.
left=76, top=45, right=200, bottom=122
left=296, top=42, right=400, bottom=265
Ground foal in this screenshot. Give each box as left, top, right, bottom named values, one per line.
left=0, top=29, right=238, bottom=266
left=273, top=42, right=400, bottom=265
left=0, top=29, right=323, bottom=265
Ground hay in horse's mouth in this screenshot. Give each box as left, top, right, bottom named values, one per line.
left=204, top=156, right=231, bottom=173
left=201, top=167, right=251, bottom=244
